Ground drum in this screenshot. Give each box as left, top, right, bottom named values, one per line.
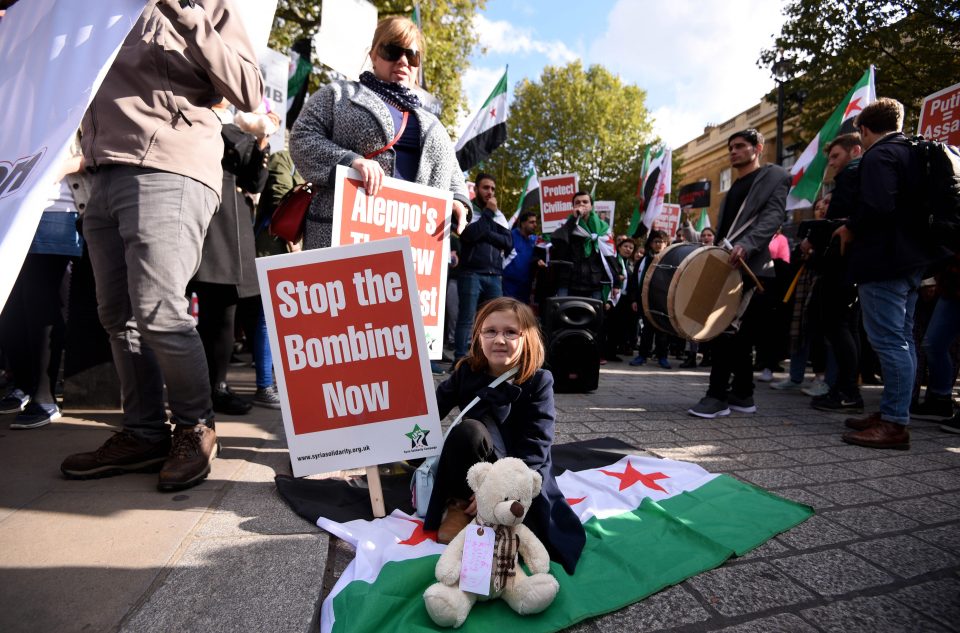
left=642, top=243, right=742, bottom=342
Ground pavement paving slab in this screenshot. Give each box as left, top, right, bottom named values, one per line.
left=1, top=361, right=958, bottom=633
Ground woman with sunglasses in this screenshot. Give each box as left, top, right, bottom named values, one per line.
left=290, top=16, right=470, bottom=250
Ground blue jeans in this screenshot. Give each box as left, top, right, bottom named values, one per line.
left=922, top=296, right=960, bottom=396
left=858, top=270, right=923, bottom=425
left=454, top=272, right=502, bottom=359
left=254, top=306, right=274, bottom=389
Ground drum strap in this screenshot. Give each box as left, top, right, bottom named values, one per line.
left=725, top=199, right=758, bottom=244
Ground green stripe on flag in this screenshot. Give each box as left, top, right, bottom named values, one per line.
left=329, top=475, right=812, bottom=632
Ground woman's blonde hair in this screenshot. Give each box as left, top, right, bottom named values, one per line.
left=459, top=297, right=545, bottom=384
left=369, top=16, right=424, bottom=62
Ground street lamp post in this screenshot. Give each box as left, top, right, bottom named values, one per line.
left=772, top=56, right=792, bottom=166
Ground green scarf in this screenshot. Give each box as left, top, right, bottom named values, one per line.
left=577, top=211, right=610, bottom=257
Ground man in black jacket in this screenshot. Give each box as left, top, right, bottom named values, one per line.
left=807, top=133, right=864, bottom=414
left=837, top=98, right=951, bottom=450
left=453, top=174, right=513, bottom=361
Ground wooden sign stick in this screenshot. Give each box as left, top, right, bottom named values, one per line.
left=365, top=466, right=386, bottom=518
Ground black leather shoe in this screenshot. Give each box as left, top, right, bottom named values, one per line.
left=212, top=383, right=251, bottom=415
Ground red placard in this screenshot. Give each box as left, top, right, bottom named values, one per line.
left=331, top=166, right=451, bottom=358
left=539, top=173, right=579, bottom=233
left=918, top=81, right=960, bottom=147
left=257, top=237, right=440, bottom=476
left=651, top=203, right=682, bottom=239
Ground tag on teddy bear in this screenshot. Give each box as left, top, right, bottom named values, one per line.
left=458, top=525, right=495, bottom=595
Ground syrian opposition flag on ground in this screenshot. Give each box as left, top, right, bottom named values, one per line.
left=281, top=448, right=811, bottom=633
left=628, top=146, right=670, bottom=236
left=508, top=162, right=540, bottom=227
left=455, top=68, right=508, bottom=171
left=787, top=67, right=876, bottom=209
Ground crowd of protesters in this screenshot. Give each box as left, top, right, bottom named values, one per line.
left=1, top=4, right=958, bottom=504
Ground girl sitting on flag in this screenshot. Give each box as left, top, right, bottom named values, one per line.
left=423, top=297, right=586, bottom=575
left=290, top=16, right=470, bottom=250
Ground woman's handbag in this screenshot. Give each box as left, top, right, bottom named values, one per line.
left=269, top=111, right=410, bottom=244
left=410, top=366, right=518, bottom=517
left=269, top=181, right=314, bottom=243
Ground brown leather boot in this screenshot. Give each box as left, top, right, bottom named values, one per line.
left=842, top=420, right=909, bottom=450
left=845, top=412, right=883, bottom=431
left=158, top=423, right=219, bottom=491
left=437, top=499, right=472, bottom=544
left=61, top=430, right=171, bottom=479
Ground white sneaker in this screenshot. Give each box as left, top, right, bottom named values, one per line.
left=802, top=379, right=829, bottom=397
left=758, top=368, right=774, bottom=382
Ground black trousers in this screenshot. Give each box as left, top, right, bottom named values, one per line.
left=819, top=273, right=861, bottom=397
left=638, top=315, right=668, bottom=359
left=423, top=419, right=494, bottom=532
left=0, top=254, right=71, bottom=404
left=707, top=295, right=761, bottom=400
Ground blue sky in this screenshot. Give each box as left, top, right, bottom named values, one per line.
left=461, top=0, right=788, bottom=148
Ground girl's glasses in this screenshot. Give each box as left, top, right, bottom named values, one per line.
left=480, top=328, right=522, bottom=341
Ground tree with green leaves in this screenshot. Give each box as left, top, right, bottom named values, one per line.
left=759, top=0, right=960, bottom=141
left=269, top=1, right=485, bottom=131
left=477, top=61, right=661, bottom=237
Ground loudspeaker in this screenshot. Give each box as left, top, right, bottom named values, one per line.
left=541, top=297, right=603, bottom=393
left=541, top=297, right=603, bottom=338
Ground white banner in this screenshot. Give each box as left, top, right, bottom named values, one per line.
left=314, top=0, right=378, bottom=81
left=0, top=0, right=147, bottom=312
left=594, top=200, right=616, bottom=235
left=258, top=47, right=289, bottom=154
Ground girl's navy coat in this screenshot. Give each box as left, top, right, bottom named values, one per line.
left=424, top=363, right=585, bottom=575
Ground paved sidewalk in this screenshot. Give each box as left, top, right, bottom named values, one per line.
left=0, top=361, right=958, bottom=632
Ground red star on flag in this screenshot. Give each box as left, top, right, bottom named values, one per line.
left=600, top=460, right=670, bottom=492
left=791, top=167, right=805, bottom=188
left=398, top=518, right=437, bottom=545
left=567, top=497, right=586, bottom=506
left=489, top=107, right=497, bottom=118
left=843, top=97, right=863, bottom=120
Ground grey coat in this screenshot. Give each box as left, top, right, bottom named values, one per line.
left=683, top=164, right=790, bottom=279
left=290, top=80, right=470, bottom=250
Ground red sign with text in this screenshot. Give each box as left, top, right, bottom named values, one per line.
left=918, top=81, right=960, bottom=147
left=257, top=238, right=441, bottom=477
left=652, top=203, right=682, bottom=239
left=332, top=166, right=451, bottom=358
left=539, top=173, right=579, bottom=233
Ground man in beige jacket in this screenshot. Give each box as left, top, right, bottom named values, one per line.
left=61, top=0, right=263, bottom=491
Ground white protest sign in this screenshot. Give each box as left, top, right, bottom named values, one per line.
left=257, top=237, right=441, bottom=477
left=594, top=200, right=616, bottom=234
left=258, top=47, right=289, bottom=153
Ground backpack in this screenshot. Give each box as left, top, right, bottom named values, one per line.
left=907, top=136, right=960, bottom=252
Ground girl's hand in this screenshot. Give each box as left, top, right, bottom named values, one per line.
left=464, top=495, right=477, bottom=517
left=351, top=157, right=385, bottom=196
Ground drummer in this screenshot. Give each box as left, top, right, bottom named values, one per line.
left=681, top=128, right=790, bottom=419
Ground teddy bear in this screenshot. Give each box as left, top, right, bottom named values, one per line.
left=423, top=457, right=560, bottom=628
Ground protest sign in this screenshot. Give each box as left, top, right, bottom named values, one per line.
left=540, top=173, right=579, bottom=233
left=918, top=81, right=960, bottom=147
left=652, top=203, right=682, bottom=239
left=678, top=181, right=711, bottom=209
left=257, top=237, right=441, bottom=478
left=258, top=47, right=289, bottom=153
left=594, top=200, right=616, bottom=234
left=330, top=166, right=451, bottom=359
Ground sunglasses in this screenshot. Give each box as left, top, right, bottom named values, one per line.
left=378, top=43, right=421, bottom=67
